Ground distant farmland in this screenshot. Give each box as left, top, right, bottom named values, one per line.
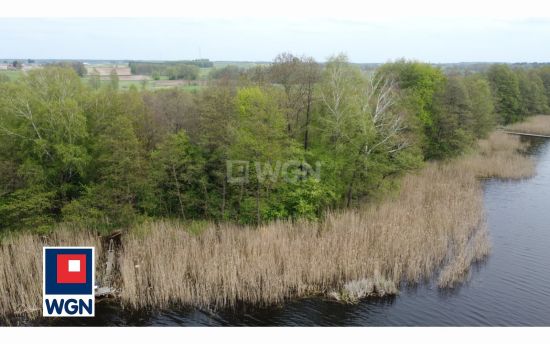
left=0, top=60, right=271, bottom=91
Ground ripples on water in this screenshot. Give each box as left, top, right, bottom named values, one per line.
left=41, top=137, right=550, bottom=326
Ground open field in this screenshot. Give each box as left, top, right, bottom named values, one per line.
left=0, top=70, right=22, bottom=80
left=80, top=77, right=206, bottom=91
left=0, top=131, right=534, bottom=320
left=85, top=66, right=132, bottom=76
left=198, top=67, right=213, bottom=78
left=213, top=61, right=269, bottom=68
left=1, top=64, right=210, bottom=91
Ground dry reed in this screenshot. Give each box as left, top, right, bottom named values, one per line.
left=505, top=115, right=550, bottom=136
left=0, top=228, right=102, bottom=322
left=457, top=132, right=535, bottom=179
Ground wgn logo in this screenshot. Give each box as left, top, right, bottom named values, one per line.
left=43, top=247, right=95, bottom=317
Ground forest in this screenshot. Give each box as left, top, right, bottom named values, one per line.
left=1, top=54, right=550, bottom=233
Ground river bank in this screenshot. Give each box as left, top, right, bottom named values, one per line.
left=0, top=131, right=537, bottom=323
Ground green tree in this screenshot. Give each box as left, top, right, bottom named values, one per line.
left=150, top=131, right=207, bottom=219
left=377, top=60, right=445, bottom=157
left=167, top=64, right=200, bottom=80
left=265, top=178, right=336, bottom=221
left=110, top=69, right=119, bottom=90
left=139, top=88, right=198, bottom=151
left=196, top=84, right=237, bottom=220
left=62, top=115, right=148, bottom=227
left=230, top=87, right=292, bottom=224
left=465, top=74, right=495, bottom=138
left=537, top=67, right=550, bottom=109
left=486, top=64, right=521, bottom=124
left=89, top=68, right=101, bottom=89
left=319, top=55, right=422, bottom=205
left=516, top=69, right=549, bottom=115
left=270, top=53, right=321, bottom=149
left=0, top=68, right=89, bottom=230
left=209, top=65, right=243, bottom=81
left=48, top=61, right=87, bottom=77
left=429, top=75, right=474, bottom=159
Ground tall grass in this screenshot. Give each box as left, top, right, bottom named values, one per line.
left=0, top=228, right=102, bottom=322
left=457, top=132, right=535, bottom=179
left=0, top=132, right=536, bottom=319
left=118, top=132, right=534, bottom=309
left=505, top=115, right=550, bottom=136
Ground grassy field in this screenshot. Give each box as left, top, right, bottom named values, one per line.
left=198, top=67, right=213, bottom=79
left=213, top=61, right=269, bottom=68
left=81, top=77, right=207, bottom=92
left=0, top=70, right=23, bottom=80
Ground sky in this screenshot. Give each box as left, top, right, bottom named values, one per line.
left=1, top=0, right=550, bottom=63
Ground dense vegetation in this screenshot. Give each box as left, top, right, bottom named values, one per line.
left=1, top=54, right=549, bottom=233
left=129, top=59, right=213, bottom=80
left=45, top=61, right=88, bottom=77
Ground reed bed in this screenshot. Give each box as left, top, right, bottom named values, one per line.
left=118, top=132, right=534, bottom=309
left=505, top=115, right=550, bottom=136
left=457, top=132, right=535, bottom=179
left=119, top=162, right=485, bottom=309
left=0, top=228, right=102, bottom=321
left=0, top=131, right=536, bottom=318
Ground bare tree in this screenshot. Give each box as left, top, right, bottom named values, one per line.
left=360, top=73, right=409, bottom=157
left=321, top=56, right=409, bottom=206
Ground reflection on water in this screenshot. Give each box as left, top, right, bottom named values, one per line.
left=39, top=137, right=550, bottom=326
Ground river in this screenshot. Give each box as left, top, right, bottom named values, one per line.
left=44, top=137, right=550, bottom=326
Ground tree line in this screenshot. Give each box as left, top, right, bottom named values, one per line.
left=1, top=54, right=549, bottom=232
left=129, top=60, right=213, bottom=80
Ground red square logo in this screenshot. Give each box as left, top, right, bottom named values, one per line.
left=56, top=254, right=87, bottom=284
